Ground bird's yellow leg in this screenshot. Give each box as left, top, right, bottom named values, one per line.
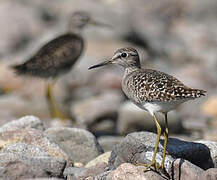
left=137, top=114, right=161, bottom=171
left=46, top=82, right=67, bottom=121
left=160, top=113, right=168, bottom=169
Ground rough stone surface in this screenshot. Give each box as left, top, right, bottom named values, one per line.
left=0, top=153, right=66, bottom=179
left=44, top=127, right=103, bottom=164
left=169, top=158, right=204, bottom=180
left=107, top=163, right=165, bottom=180
left=98, top=136, right=124, bottom=152
left=109, top=132, right=214, bottom=173
left=64, top=162, right=108, bottom=180
left=0, top=128, right=68, bottom=160
left=0, top=143, right=50, bottom=157
left=0, top=116, right=45, bottom=133
left=200, top=168, right=217, bottom=180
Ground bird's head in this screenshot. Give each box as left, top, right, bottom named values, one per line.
left=69, top=11, right=111, bottom=31
left=88, top=47, right=141, bottom=70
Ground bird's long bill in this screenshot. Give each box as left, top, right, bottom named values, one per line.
left=89, top=19, right=112, bottom=28
left=88, top=59, right=112, bottom=70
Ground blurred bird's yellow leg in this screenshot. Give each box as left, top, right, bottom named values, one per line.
left=46, top=82, right=68, bottom=121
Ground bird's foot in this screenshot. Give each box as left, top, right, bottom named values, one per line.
left=53, top=108, right=70, bottom=122
left=136, top=161, right=161, bottom=172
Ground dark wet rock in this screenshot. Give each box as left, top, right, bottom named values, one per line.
left=196, top=140, right=217, bottom=168
left=107, top=163, right=165, bottom=180
left=169, top=158, right=204, bottom=180
left=98, top=136, right=124, bottom=152
left=0, top=153, right=66, bottom=179
left=0, top=116, right=45, bottom=133
left=44, top=127, right=103, bottom=164
left=71, top=91, right=124, bottom=126
left=0, top=128, right=68, bottom=160
left=64, top=162, right=108, bottom=180
left=108, top=131, right=213, bottom=173
left=117, top=102, right=182, bottom=135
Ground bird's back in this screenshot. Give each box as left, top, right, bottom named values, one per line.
left=122, top=68, right=206, bottom=105
left=12, top=34, right=84, bottom=78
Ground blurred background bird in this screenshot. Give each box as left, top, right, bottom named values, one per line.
left=11, top=11, right=110, bottom=121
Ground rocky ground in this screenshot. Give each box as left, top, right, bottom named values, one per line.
left=0, top=0, right=217, bottom=179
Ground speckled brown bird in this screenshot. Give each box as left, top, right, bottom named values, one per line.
left=88, top=47, right=206, bottom=171
left=11, top=11, right=109, bottom=119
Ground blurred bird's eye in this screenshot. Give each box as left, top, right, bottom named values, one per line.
left=121, top=52, right=127, bottom=58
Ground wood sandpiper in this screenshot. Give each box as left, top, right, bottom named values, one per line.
left=88, top=47, right=206, bottom=170
left=11, top=11, right=109, bottom=120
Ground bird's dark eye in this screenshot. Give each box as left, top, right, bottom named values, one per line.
left=121, top=52, right=127, bottom=58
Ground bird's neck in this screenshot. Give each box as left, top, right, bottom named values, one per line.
left=125, top=66, right=140, bottom=74
left=68, top=25, right=84, bottom=35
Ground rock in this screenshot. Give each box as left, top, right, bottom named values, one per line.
left=108, top=131, right=213, bottom=173
left=200, top=168, right=217, bottom=180
left=71, top=91, right=124, bottom=126
left=63, top=167, right=87, bottom=180
left=169, top=158, right=204, bottom=180
left=0, top=128, right=68, bottom=160
left=91, top=119, right=116, bottom=135
left=196, top=140, right=217, bottom=168
left=44, top=127, right=103, bottom=164
left=0, top=153, right=66, bottom=179
left=0, top=116, right=45, bottom=133
left=107, top=163, right=164, bottom=180
left=85, top=151, right=111, bottom=168
left=117, top=101, right=182, bottom=135
left=64, top=162, right=108, bottom=180
left=98, top=136, right=124, bottom=152
left=0, top=143, right=49, bottom=157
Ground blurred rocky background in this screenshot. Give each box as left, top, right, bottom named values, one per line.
left=0, top=0, right=217, bottom=179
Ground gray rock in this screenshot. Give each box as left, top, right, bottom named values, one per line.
left=44, top=127, right=103, bottom=164
left=108, top=131, right=213, bottom=173
left=64, top=162, right=108, bottom=180
left=71, top=91, right=124, bottom=126
left=0, top=128, right=68, bottom=160
left=107, top=163, right=164, bottom=180
left=117, top=101, right=182, bottom=135
left=98, top=136, right=124, bottom=152
left=0, top=153, right=66, bottom=179
left=169, top=158, right=204, bottom=180
left=63, top=167, right=87, bottom=179
left=196, top=140, right=217, bottom=168
left=0, top=116, right=45, bottom=133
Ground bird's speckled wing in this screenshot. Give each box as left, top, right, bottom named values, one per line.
left=12, top=34, right=84, bottom=78
left=122, top=69, right=206, bottom=103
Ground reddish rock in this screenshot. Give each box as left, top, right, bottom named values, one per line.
left=169, top=158, right=204, bottom=180
left=200, top=168, right=217, bottom=180
left=107, top=163, right=164, bottom=180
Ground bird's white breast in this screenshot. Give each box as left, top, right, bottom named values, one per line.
left=134, top=100, right=186, bottom=116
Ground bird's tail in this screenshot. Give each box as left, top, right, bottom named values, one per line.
left=190, top=88, right=206, bottom=98
left=10, top=64, right=27, bottom=75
